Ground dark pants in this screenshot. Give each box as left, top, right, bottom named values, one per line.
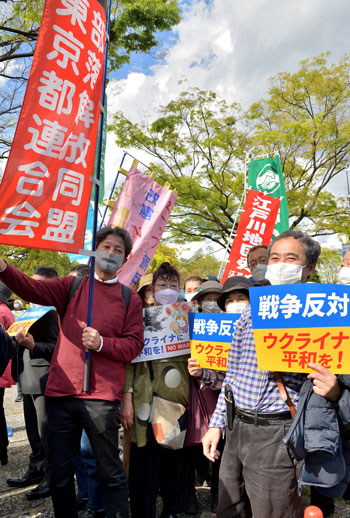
left=129, top=441, right=188, bottom=518
left=23, top=393, right=49, bottom=479
left=217, top=416, right=303, bottom=518
left=0, top=388, right=8, bottom=461
left=76, top=429, right=107, bottom=512
left=48, top=397, right=128, bottom=518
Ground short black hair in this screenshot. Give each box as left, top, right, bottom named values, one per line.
left=33, top=266, right=58, bottom=279
left=153, top=262, right=180, bottom=287
left=69, top=264, right=90, bottom=277
left=96, top=226, right=133, bottom=259
left=268, top=230, right=321, bottom=266
left=246, top=245, right=268, bottom=266
left=184, top=275, right=203, bottom=290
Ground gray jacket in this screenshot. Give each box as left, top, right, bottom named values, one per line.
left=284, top=378, right=350, bottom=497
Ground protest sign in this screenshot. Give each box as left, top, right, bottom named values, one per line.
left=222, top=190, right=280, bottom=283
left=107, top=166, right=177, bottom=288
left=7, top=306, right=55, bottom=337
left=250, top=283, right=350, bottom=373
left=132, top=302, right=196, bottom=363
left=248, top=155, right=289, bottom=237
left=189, top=312, right=240, bottom=371
left=0, top=0, right=106, bottom=253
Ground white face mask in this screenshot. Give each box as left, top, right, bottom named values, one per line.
left=225, top=302, right=249, bottom=314
left=265, top=262, right=306, bottom=285
left=338, top=267, right=350, bottom=285
left=185, top=292, right=196, bottom=302
left=201, top=301, right=221, bottom=313
left=154, top=289, right=179, bottom=306
left=251, top=264, right=267, bottom=282
left=14, top=303, right=22, bottom=310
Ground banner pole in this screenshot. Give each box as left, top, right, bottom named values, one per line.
left=84, top=0, right=112, bottom=393
left=99, top=151, right=127, bottom=229
left=218, top=154, right=248, bottom=281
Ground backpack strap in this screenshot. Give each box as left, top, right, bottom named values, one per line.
left=63, top=276, right=84, bottom=316
left=120, top=283, right=131, bottom=311
left=273, top=372, right=297, bottom=418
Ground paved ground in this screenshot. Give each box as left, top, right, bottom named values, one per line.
left=1, top=385, right=350, bottom=517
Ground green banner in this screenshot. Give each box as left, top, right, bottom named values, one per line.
left=92, top=95, right=107, bottom=204
left=248, top=155, right=289, bottom=236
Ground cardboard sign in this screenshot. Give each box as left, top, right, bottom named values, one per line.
left=188, top=312, right=240, bottom=371
left=250, top=283, right=350, bottom=373
left=132, top=302, right=196, bottom=363
left=7, top=306, right=55, bottom=336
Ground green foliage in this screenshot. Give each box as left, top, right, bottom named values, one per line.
left=109, top=86, right=250, bottom=248
left=0, top=246, right=74, bottom=278
left=314, top=248, right=342, bottom=283
left=248, top=53, right=350, bottom=239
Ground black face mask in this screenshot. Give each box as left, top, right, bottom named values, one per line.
left=95, top=251, right=123, bottom=275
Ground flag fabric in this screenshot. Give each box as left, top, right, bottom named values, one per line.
left=0, top=0, right=106, bottom=253
left=107, top=166, right=177, bottom=288
left=248, top=155, right=289, bottom=236
left=222, top=190, right=280, bottom=283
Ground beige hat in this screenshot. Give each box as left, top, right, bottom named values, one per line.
left=191, top=280, right=223, bottom=302
left=137, top=273, right=153, bottom=292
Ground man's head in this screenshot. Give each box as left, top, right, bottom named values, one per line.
left=95, top=226, right=133, bottom=281
left=33, top=266, right=58, bottom=281
left=338, top=251, right=350, bottom=284
left=341, top=251, right=350, bottom=268
left=69, top=264, right=90, bottom=278
left=247, top=245, right=268, bottom=282
left=266, top=230, right=320, bottom=285
left=184, top=276, right=203, bottom=302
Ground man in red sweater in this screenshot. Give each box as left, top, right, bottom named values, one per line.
left=0, top=226, right=144, bottom=518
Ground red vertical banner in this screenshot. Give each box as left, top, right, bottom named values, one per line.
left=0, top=0, right=106, bottom=253
left=222, top=190, right=280, bottom=283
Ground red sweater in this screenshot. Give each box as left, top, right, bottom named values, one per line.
left=0, top=264, right=144, bottom=401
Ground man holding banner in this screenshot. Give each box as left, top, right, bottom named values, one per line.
left=202, top=230, right=341, bottom=518
left=0, top=226, right=144, bottom=518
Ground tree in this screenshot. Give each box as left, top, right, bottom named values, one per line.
left=314, top=248, right=342, bottom=283
left=0, top=245, right=74, bottom=278
left=0, top=0, right=181, bottom=157
left=248, top=53, right=350, bottom=240
left=110, top=54, right=350, bottom=248
left=110, top=86, right=250, bottom=248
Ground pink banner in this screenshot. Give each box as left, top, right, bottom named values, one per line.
left=107, top=166, right=176, bottom=287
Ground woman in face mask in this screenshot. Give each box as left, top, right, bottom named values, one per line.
left=191, top=280, right=222, bottom=313
left=216, top=276, right=253, bottom=314
left=122, top=262, right=190, bottom=518
left=338, top=251, right=350, bottom=285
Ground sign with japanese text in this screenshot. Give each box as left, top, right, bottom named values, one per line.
left=7, top=306, right=55, bottom=337
left=132, top=302, right=196, bottom=363
left=248, top=155, right=289, bottom=237
left=250, top=283, right=350, bottom=373
left=189, top=312, right=240, bottom=371
left=222, top=190, right=280, bottom=283
left=107, top=166, right=177, bottom=288
left=0, top=0, right=106, bottom=253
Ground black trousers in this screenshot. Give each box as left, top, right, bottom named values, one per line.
left=47, top=397, right=128, bottom=518
left=129, top=441, right=188, bottom=518
left=0, top=388, right=8, bottom=461
left=23, top=393, right=49, bottom=479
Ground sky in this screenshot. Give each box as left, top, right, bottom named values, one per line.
left=104, top=0, right=350, bottom=254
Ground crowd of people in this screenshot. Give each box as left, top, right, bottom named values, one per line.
left=0, top=226, right=349, bottom=518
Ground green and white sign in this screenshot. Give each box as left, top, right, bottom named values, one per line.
left=248, top=155, right=289, bottom=236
